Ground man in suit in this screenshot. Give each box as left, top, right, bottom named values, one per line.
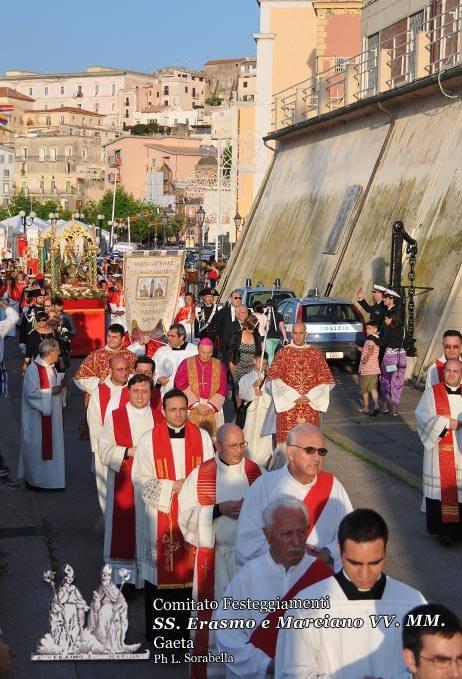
left=215, top=291, right=245, bottom=358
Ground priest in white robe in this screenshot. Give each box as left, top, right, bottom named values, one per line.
left=178, top=424, right=262, bottom=678
left=154, top=323, right=198, bottom=396
left=235, top=423, right=352, bottom=571
left=98, top=374, right=163, bottom=587
left=416, top=358, right=462, bottom=544
left=132, top=388, right=214, bottom=642
left=238, top=352, right=273, bottom=467
left=425, top=330, right=462, bottom=390
left=275, top=509, right=426, bottom=679
left=18, top=338, right=65, bottom=490
left=215, top=496, right=332, bottom=679
left=87, top=354, right=131, bottom=514
left=0, top=300, right=19, bottom=364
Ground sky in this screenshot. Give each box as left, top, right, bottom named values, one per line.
left=0, top=0, right=260, bottom=75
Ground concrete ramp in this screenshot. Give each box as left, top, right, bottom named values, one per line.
left=224, top=81, right=462, bottom=377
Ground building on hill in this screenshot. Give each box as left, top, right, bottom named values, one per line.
left=0, top=87, right=35, bottom=140
left=0, top=144, right=14, bottom=206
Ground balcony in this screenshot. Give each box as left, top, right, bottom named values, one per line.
left=107, top=154, right=122, bottom=167
left=271, top=0, right=462, bottom=131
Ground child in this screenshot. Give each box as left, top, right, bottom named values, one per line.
left=358, top=321, right=381, bottom=415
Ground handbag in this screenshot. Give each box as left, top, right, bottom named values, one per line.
left=385, top=329, right=406, bottom=373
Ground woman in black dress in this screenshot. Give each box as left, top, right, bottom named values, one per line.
left=23, top=311, right=64, bottom=374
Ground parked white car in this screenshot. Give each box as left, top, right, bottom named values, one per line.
left=111, top=242, right=142, bottom=254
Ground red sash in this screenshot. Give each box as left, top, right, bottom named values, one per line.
left=303, top=471, right=334, bottom=536
left=250, top=559, right=333, bottom=658
left=110, top=405, right=162, bottom=560
left=153, top=421, right=204, bottom=588
left=98, top=383, right=129, bottom=423
left=436, top=360, right=445, bottom=383
left=192, top=458, right=261, bottom=679
left=36, top=362, right=54, bottom=461
left=433, top=383, right=460, bottom=523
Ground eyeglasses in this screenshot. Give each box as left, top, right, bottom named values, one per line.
left=290, top=444, right=328, bottom=456
left=233, top=296, right=242, bottom=300
left=220, top=441, right=247, bottom=450
left=419, top=655, right=462, bottom=669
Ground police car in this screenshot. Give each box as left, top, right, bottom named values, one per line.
left=277, top=296, right=365, bottom=362
left=234, top=280, right=296, bottom=309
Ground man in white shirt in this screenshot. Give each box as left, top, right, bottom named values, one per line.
left=235, top=423, right=352, bottom=570
left=154, top=323, right=198, bottom=395
left=215, top=496, right=332, bottom=679
left=275, top=509, right=426, bottom=679
left=401, top=603, right=462, bottom=679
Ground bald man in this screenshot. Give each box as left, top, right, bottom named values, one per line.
left=267, top=322, right=335, bottom=443
left=416, top=358, right=462, bottom=545
left=87, top=354, right=131, bottom=513
left=178, top=423, right=263, bottom=671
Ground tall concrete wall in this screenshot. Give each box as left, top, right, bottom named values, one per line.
left=224, top=84, right=462, bottom=377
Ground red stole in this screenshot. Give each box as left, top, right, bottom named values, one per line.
left=153, top=421, right=204, bottom=588
left=110, top=404, right=163, bottom=560
left=433, top=383, right=460, bottom=523
left=436, top=360, right=445, bottom=383
left=303, top=471, right=334, bottom=536
left=250, top=559, right=333, bottom=658
left=191, top=458, right=261, bottom=679
left=36, top=361, right=55, bottom=461
left=98, top=383, right=129, bottom=423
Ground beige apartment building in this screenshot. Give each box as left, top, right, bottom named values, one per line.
left=0, top=66, right=155, bottom=130
left=15, top=107, right=119, bottom=209
left=136, top=67, right=206, bottom=112
left=0, top=87, right=35, bottom=141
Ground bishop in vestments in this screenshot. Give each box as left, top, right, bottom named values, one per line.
left=132, top=389, right=214, bottom=641
left=174, top=338, right=228, bottom=438
left=98, top=374, right=164, bottom=587
left=267, top=323, right=334, bottom=443
left=416, top=358, right=462, bottom=545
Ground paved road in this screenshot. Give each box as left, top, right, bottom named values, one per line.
left=1, top=345, right=461, bottom=678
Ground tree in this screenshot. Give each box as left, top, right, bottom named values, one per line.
left=130, top=122, right=160, bottom=136
left=205, top=96, right=222, bottom=106
left=97, top=187, right=140, bottom=223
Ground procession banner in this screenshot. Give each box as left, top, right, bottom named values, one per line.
left=124, top=250, right=185, bottom=336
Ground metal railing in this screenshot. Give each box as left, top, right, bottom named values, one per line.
left=271, top=0, right=462, bottom=131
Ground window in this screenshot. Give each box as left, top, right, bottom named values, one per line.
left=82, top=148, right=88, bottom=159
left=3, top=169, right=9, bottom=178
left=40, top=176, right=44, bottom=192
left=66, top=180, right=71, bottom=192
left=45, top=116, right=51, bottom=126
left=157, top=92, right=160, bottom=98
left=65, top=163, right=71, bottom=175
left=51, top=176, right=56, bottom=192
left=185, top=86, right=188, bottom=93
left=39, top=148, right=46, bottom=161
left=164, top=86, right=169, bottom=95
left=97, top=119, right=101, bottom=125
left=60, top=115, right=65, bottom=124
left=50, top=148, right=57, bottom=161
left=192, top=88, right=196, bottom=97
left=95, top=84, right=99, bottom=95
left=44, top=86, right=49, bottom=96
left=125, top=97, right=130, bottom=106
left=164, top=100, right=168, bottom=107
left=77, top=103, right=81, bottom=108
left=21, top=148, right=28, bottom=159
left=243, top=81, right=248, bottom=88
left=77, top=85, right=82, bottom=96
left=112, top=83, right=116, bottom=95
left=60, top=86, right=64, bottom=95
left=28, top=87, right=33, bottom=96
left=65, top=146, right=72, bottom=157
left=3, top=182, right=9, bottom=194
left=125, top=109, right=129, bottom=118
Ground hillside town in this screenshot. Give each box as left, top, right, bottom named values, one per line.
left=1, top=0, right=462, bottom=678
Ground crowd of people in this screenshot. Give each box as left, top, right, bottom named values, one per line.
left=1, top=258, right=462, bottom=678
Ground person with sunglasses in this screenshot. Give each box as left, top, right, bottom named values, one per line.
left=401, top=603, right=462, bottom=679
left=22, top=311, right=64, bottom=375
left=235, top=423, right=352, bottom=571
left=215, top=290, right=243, bottom=357
left=425, top=330, right=462, bottom=390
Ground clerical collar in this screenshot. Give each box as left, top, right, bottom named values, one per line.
left=171, top=342, right=188, bottom=351
left=444, top=383, right=462, bottom=395
left=335, top=570, right=386, bottom=600
left=168, top=425, right=185, bottom=438
left=289, top=342, right=307, bottom=349
left=218, top=455, right=230, bottom=466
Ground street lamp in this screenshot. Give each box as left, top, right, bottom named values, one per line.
left=233, top=212, right=242, bottom=245
left=19, top=209, right=36, bottom=234
left=73, top=210, right=85, bottom=221
left=196, top=206, right=205, bottom=246
left=49, top=211, right=59, bottom=227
